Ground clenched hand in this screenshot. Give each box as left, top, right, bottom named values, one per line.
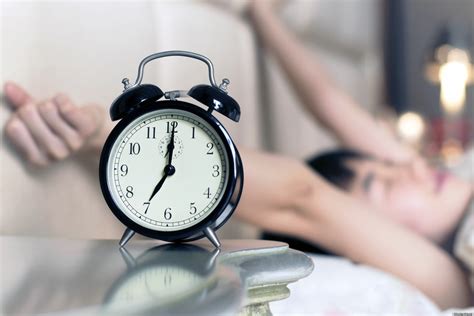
left=3, top=82, right=106, bottom=167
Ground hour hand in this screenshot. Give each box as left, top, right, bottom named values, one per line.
left=148, top=165, right=175, bottom=202
left=148, top=172, right=168, bottom=202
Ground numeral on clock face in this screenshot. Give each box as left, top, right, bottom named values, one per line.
left=203, top=187, right=211, bottom=199
left=212, top=165, right=220, bottom=177
left=120, top=164, right=128, bottom=176
left=166, top=121, right=178, bottom=133
left=189, top=202, right=197, bottom=214
left=164, top=207, right=172, bottom=220
left=109, top=109, right=229, bottom=232
left=147, top=127, right=156, bottom=139
left=206, top=142, right=214, bottom=155
left=129, top=143, right=140, bottom=155
left=126, top=186, right=134, bottom=198
left=143, top=202, right=151, bottom=214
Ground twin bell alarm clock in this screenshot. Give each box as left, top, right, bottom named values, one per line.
left=99, top=51, right=243, bottom=248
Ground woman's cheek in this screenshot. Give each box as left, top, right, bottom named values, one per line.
left=388, top=187, right=433, bottom=233
left=367, top=181, right=385, bottom=205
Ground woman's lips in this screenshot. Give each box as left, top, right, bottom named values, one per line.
left=434, top=171, right=449, bottom=193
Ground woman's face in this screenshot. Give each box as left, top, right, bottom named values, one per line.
left=347, top=157, right=472, bottom=241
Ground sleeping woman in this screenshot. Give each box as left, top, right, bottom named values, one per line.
left=2, top=2, right=472, bottom=310
left=243, top=0, right=473, bottom=309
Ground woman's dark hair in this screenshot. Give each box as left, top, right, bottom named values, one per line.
left=263, top=148, right=368, bottom=256
left=307, top=149, right=368, bottom=190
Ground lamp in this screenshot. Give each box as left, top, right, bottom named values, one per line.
left=425, top=25, right=473, bottom=165
left=425, top=26, right=474, bottom=115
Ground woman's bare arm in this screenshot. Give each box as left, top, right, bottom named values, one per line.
left=248, top=2, right=415, bottom=163
left=301, top=178, right=471, bottom=309
left=237, top=148, right=471, bottom=309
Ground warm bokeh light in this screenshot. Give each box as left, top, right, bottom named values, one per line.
left=440, top=138, right=464, bottom=166
left=397, top=112, right=425, bottom=143
left=438, top=48, right=471, bottom=115
left=439, top=60, right=469, bottom=113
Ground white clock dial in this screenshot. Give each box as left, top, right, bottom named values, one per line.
left=107, top=109, right=229, bottom=231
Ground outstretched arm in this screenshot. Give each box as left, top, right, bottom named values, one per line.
left=248, top=2, right=415, bottom=163
left=237, top=148, right=471, bottom=309
left=300, top=176, right=471, bottom=309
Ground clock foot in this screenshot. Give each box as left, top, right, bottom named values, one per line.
left=119, top=228, right=135, bottom=247
left=204, top=227, right=221, bottom=248
left=119, top=246, right=137, bottom=269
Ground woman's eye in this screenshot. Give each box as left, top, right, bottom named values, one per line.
left=368, top=179, right=385, bottom=202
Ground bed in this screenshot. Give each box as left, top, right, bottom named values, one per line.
left=271, top=254, right=470, bottom=315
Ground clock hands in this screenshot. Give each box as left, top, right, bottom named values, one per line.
left=148, top=165, right=175, bottom=201
left=148, top=125, right=177, bottom=202
left=166, top=124, right=176, bottom=166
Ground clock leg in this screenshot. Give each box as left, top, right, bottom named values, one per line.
left=204, top=226, right=221, bottom=248
left=119, top=228, right=135, bottom=247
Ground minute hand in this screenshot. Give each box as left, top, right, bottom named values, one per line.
left=167, top=125, right=176, bottom=166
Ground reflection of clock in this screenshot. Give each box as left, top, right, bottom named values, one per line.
left=104, top=244, right=219, bottom=313
left=99, top=51, right=243, bottom=248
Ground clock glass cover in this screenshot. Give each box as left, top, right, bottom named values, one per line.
left=106, top=108, right=229, bottom=232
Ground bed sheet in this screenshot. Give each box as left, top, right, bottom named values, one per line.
left=270, top=254, right=441, bottom=315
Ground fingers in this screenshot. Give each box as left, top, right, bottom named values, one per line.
left=54, top=94, right=99, bottom=138
left=38, top=100, right=83, bottom=151
left=3, top=82, right=34, bottom=109
left=17, top=102, right=69, bottom=160
left=4, top=89, right=102, bottom=167
left=5, top=116, right=49, bottom=166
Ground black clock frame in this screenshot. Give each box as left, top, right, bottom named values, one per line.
left=99, top=100, right=243, bottom=242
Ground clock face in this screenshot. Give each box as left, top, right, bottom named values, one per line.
left=106, top=108, right=229, bottom=232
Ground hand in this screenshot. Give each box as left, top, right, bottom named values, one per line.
left=3, top=82, right=105, bottom=167
left=148, top=165, right=175, bottom=202
left=149, top=125, right=177, bottom=202
left=149, top=124, right=178, bottom=202
left=148, top=171, right=168, bottom=202
left=166, top=124, right=176, bottom=166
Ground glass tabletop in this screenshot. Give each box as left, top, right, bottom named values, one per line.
left=0, top=237, right=313, bottom=315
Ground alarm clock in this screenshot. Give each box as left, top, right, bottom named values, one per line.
left=99, top=51, right=243, bottom=248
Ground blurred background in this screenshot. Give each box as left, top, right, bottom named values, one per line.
left=1, top=0, right=473, bottom=239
